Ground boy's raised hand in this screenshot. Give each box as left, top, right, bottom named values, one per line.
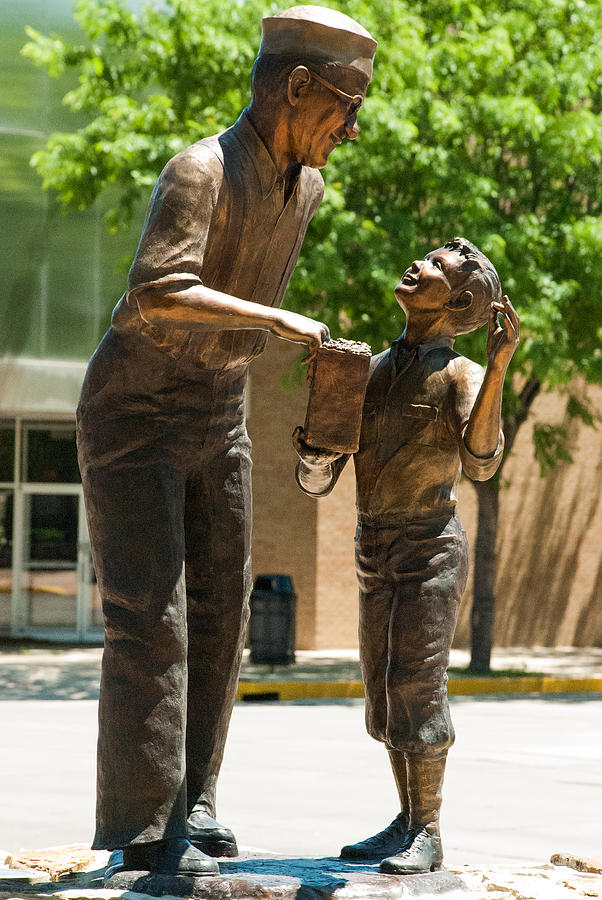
left=292, top=425, right=344, bottom=466
left=487, top=295, right=520, bottom=372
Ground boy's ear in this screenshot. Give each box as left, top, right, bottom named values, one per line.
left=445, top=289, right=473, bottom=312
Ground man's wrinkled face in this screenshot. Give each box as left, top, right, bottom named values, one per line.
left=394, top=247, right=470, bottom=314
left=292, top=68, right=369, bottom=168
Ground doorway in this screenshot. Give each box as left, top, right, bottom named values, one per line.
left=0, top=419, right=102, bottom=641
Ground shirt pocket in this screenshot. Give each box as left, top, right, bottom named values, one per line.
left=400, top=402, right=439, bottom=446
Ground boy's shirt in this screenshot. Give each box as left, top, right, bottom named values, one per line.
left=298, top=336, right=504, bottom=521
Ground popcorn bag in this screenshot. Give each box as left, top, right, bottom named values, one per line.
left=304, top=338, right=372, bottom=454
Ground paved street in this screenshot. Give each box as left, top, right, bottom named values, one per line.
left=1, top=694, right=600, bottom=868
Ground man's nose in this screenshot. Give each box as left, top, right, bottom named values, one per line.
left=411, top=260, right=422, bottom=271
left=344, top=118, right=360, bottom=140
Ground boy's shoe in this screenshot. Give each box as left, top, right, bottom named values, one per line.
left=340, top=812, right=408, bottom=860
left=379, top=827, right=443, bottom=874
left=187, top=810, right=238, bottom=857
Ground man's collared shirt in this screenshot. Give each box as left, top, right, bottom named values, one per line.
left=111, top=112, right=324, bottom=370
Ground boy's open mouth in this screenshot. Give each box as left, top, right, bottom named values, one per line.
left=400, top=270, right=418, bottom=285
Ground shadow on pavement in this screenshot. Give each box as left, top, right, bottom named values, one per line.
left=0, top=662, right=100, bottom=700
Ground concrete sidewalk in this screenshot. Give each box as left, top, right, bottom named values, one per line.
left=0, top=643, right=601, bottom=701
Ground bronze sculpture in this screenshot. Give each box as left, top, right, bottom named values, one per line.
left=294, top=238, right=519, bottom=874
left=77, top=5, right=376, bottom=879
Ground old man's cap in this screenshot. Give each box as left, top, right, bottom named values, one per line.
left=260, top=5, right=377, bottom=79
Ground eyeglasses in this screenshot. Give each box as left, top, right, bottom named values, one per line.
left=308, top=70, right=364, bottom=119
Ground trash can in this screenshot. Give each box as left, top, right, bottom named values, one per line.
left=249, top=574, right=296, bottom=665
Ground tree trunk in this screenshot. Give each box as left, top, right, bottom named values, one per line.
left=467, top=376, right=540, bottom=673
left=469, top=478, right=499, bottom=673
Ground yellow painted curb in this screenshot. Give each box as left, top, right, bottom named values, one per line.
left=237, top=676, right=602, bottom=701
left=237, top=680, right=365, bottom=701
left=449, top=675, right=602, bottom=695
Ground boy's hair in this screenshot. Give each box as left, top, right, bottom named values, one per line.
left=444, top=237, right=502, bottom=335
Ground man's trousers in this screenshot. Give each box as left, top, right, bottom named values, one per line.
left=356, top=514, right=469, bottom=757
left=77, top=329, right=252, bottom=850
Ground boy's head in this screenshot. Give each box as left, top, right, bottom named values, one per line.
left=395, top=237, right=502, bottom=337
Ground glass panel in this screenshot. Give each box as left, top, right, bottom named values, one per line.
left=0, top=2, right=143, bottom=362
left=22, top=493, right=77, bottom=629
left=0, top=489, right=13, bottom=628
left=0, top=425, right=15, bottom=482
left=25, top=426, right=79, bottom=483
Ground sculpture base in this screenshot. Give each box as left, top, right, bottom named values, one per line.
left=2, top=850, right=598, bottom=899
left=105, top=852, right=469, bottom=899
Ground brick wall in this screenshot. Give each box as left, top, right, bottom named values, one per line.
left=247, top=338, right=319, bottom=649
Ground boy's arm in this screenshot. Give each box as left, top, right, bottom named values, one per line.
left=460, top=295, right=520, bottom=480
left=292, top=426, right=350, bottom=497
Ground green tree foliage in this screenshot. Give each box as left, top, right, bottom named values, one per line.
left=23, top=0, right=602, bottom=401
left=24, top=0, right=602, bottom=668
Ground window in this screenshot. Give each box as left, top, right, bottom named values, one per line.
left=0, top=424, right=15, bottom=482
left=23, top=425, right=79, bottom=483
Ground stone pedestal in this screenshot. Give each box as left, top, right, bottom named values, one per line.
left=105, top=852, right=469, bottom=899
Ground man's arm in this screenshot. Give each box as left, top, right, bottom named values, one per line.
left=463, top=295, right=520, bottom=465
left=133, top=282, right=330, bottom=358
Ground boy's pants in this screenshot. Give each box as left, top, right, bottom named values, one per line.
left=355, top=514, right=469, bottom=756
left=77, top=329, right=252, bottom=850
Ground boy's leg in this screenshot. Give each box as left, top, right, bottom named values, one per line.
left=340, top=524, right=409, bottom=860
left=406, top=752, right=446, bottom=837
left=380, top=516, right=468, bottom=874
left=388, top=749, right=409, bottom=812
left=380, top=753, right=447, bottom=874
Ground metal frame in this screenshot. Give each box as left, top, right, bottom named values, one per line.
left=0, top=417, right=103, bottom=643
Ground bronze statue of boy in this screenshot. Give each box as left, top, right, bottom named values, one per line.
left=294, top=238, right=519, bottom=874
left=77, top=5, right=376, bottom=880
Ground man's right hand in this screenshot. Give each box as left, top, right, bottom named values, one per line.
left=271, top=310, right=330, bottom=361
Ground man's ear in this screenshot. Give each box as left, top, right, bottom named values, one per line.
left=445, top=289, right=473, bottom=311
left=288, top=65, right=312, bottom=106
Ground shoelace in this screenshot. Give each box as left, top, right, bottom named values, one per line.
left=397, top=827, right=433, bottom=856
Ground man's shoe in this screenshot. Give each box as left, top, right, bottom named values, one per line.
left=340, top=812, right=408, bottom=860
left=187, top=810, right=238, bottom=857
left=103, top=849, right=125, bottom=884
left=379, top=827, right=443, bottom=874
left=120, top=837, right=220, bottom=875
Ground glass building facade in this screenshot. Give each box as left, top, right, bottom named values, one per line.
left=1, top=0, right=140, bottom=640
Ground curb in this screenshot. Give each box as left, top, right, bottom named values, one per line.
left=237, top=676, right=602, bottom=702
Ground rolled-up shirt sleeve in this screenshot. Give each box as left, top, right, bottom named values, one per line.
left=127, top=148, right=222, bottom=297
left=459, top=423, right=504, bottom=481
left=451, top=358, right=505, bottom=482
